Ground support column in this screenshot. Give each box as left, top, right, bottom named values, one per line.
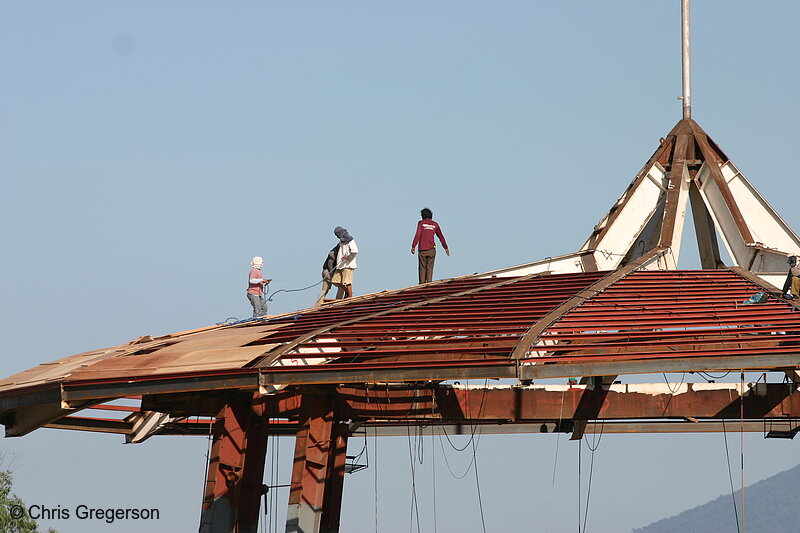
left=321, top=420, right=349, bottom=533
left=200, top=397, right=268, bottom=533
left=286, top=389, right=349, bottom=533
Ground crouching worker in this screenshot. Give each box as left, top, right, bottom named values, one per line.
left=316, top=226, right=358, bottom=303
left=314, top=243, right=340, bottom=306
left=783, top=256, right=800, bottom=300
left=247, top=256, right=271, bottom=317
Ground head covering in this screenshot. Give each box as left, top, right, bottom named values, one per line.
left=789, top=256, right=798, bottom=267
left=333, top=226, right=353, bottom=244
left=251, top=256, right=264, bottom=268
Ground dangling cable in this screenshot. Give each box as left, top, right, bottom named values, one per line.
left=545, top=388, right=566, bottom=532
left=437, top=432, right=477, bottom=479
left=374, top=424, right=379, bottom=533
left=274, top=430, right=281, bottom=533
left=265, top=418, right=274, bottom=533
left=581, top=421, right=604, bottom=532
left=431, top=425, right=438, bottom=533
left=577, top=439, right=581, bottom=533
left=721, top=419, right=741, bottom=533
left=471, top=425, right=487, bottom=533
left=406, top=424, right=421, bottom=533
left=740, top=371, right=745, bottom=533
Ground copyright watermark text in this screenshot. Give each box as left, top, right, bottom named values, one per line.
left=10, top=503, right=160, bottom=524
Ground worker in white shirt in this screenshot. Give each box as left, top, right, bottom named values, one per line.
left=331, top=226, right=358, bottom=299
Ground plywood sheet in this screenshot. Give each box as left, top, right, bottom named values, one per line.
left=1, top=323, right=284, bottom=393
left=0, top=347, right=124, bottom=393
left=68, top=345, right=278, bottom=380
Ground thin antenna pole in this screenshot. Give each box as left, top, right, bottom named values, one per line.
left=681, top=0, right=692, bottom=119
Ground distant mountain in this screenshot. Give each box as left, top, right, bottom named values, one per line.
left=632, top=462, right=800, bottom=533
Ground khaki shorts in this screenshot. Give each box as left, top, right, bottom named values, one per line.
left=331, top=268, right=354, bottom=285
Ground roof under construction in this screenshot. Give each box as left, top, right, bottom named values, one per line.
left=3, top=116, right=799, bottom=413
left=1, top=256, right=798, bottom=438
left=1, top=96, right=798, bottom=533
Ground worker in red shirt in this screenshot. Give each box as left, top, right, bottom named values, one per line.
left=247, top=256, right=271, bottom=317
left=411, top=207, right=450, bottom=284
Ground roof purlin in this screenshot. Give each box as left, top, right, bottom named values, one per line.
left=252, top=272, right=545, bottom=370
left=510, top=248, right=666, bottom=361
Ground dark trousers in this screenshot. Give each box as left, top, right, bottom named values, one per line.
left=247, top=293, right=268, bottom=317
left=418, top=248, right=436, bottom=284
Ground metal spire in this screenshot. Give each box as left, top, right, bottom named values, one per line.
left=681, top=0, right=692, bottom=119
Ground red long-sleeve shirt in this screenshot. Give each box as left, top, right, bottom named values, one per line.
left=412, top=219, right=448, bottom=251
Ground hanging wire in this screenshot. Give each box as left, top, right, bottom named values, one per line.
left=577, top=439, right=581, bottom=533
left=441, top=425, right=478, bottom=452
left=265, top=418, right=273, bottom=533
left=471, top=425, right=488, bottom=533
left=437, top=381, right=488, bottom=479
left=417, top=424, right=425, bottom=465
left=580, top=421, right=605, bottom=532
left=406, top=424, right=422, bottom=533
left=437, top=432, right=477, bottom=479
left=431, top=425, right=438, bottom=533
left=350, top=430, right=369, bottom=466
left=661, top=372, right=688, bottom=416
left=699, top=370, right=732, bottom=381
left=275, top=430, right=281, bottom=533
left=721, top=418, right=742, bottom=533
left=740, top=371, right=745, bottom=533
left=663, top=372, right=687, bottom=394
left=374, top=424, right=379, bottom=533
left=545, top=388, right=566, bottom=532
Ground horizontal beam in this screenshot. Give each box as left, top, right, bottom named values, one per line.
left=355, top=420, right=791, bottom=436
left=260, top=365, right=516, bottom=388
left=316, top=382, right=800, bottom=422
left=0, top=386, right=60, bottom=410
left=45, top=416, right=132, bottom=434
left=41, top=416, right=797, bottom=438
left=519, top=354, right=799, bottom=380
left=39, top=382, right=800, bottom=439
left=62, top=374, right=260, bottom=404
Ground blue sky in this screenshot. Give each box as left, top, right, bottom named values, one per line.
left=1, top=2, right=798, bottom=532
